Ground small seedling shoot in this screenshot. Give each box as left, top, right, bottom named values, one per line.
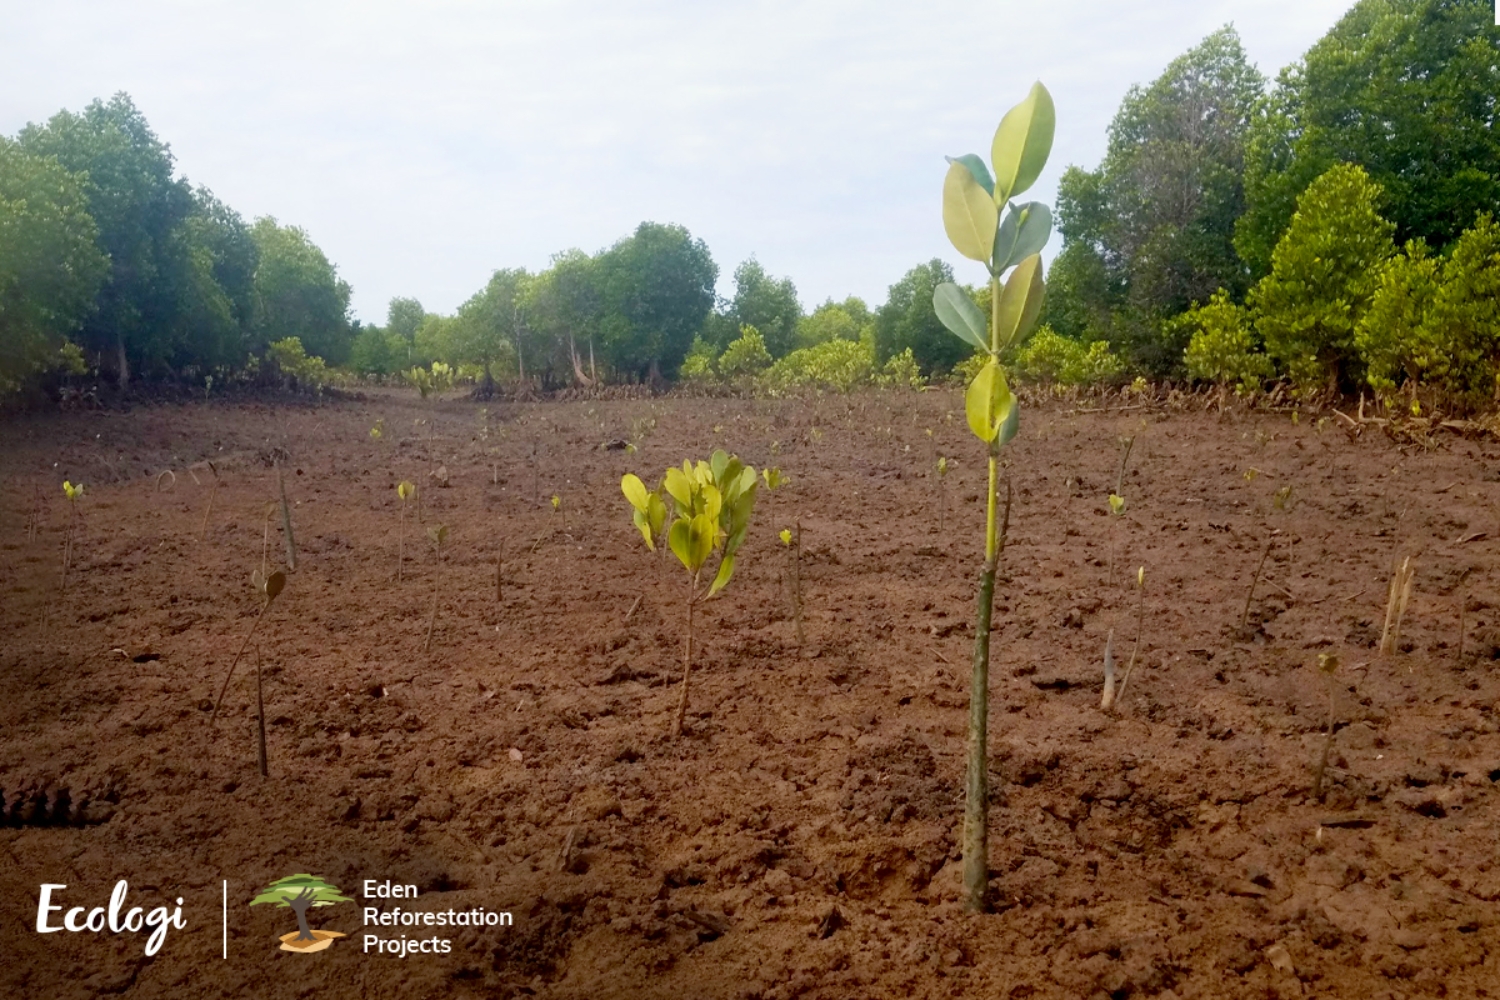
left=370, top=418, right=384, bottom=441
left=424, top=523, right=449, bottom=653
left=60, top=480, right=84, bottom=592
left=622, top=450, right=757, bottom=737
left=211, top=568, right=287, bottom=724
left=1107, top=491, right=1125, bottom=585
left=930, top=81, right=1054, bottom=913
left=551, top=494, right=566, bottom=534
left=396, top=481, right=415, bottom=581
left=936, top=456, right=949, bottom=533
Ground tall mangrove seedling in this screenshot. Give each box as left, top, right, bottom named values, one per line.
left=930, top=81, right=1055, bottom=913
left=60, top=480, right=84, bottom=592
left=622, top=451, right=757, bottom=738
left=396, top=481, right=415, bottom=581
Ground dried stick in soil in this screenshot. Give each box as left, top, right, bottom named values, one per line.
left=1240, top=537, right=1274, bottom=634
left=1379, top=556, right=1415, bottom=656
left=200, top=462, right=220, bottom=541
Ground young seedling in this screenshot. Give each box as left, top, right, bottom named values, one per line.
left=211, top=569, right=287, bottom=724
left=622, top=451, right=758, bottom=737
left=424, top=523, right=449, bottom=653
left=1311, top=653, right=1340, bottom=802
left=369, top=418, right=384, bottom=441
left=1380, top=556, right=1415, bottom=656
left=551, top=494, right=567, bottom=535
left=60, top=480, right=85, bottom=592
left=396, top=481, right=415, bottom=582
left=931, top=81, right=1054, bottom=913
left=1102, top=567, right=1146, bottom=712
left=1107, top=492, right=1126, bottom=586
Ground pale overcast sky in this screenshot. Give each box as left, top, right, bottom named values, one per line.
left=1, top=1, right=1355, bottom=325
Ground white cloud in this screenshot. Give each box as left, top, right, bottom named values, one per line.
left=1, top=0, right=1353, bottom=323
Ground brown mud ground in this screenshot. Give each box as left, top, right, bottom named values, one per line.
left=3, top=389, right=1500, bottom=999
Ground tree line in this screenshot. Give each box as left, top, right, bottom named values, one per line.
left=1043, top=0, right=1500, bottom=409
left=4, top=0, right=1497, bottom=406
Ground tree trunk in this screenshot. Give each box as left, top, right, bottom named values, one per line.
left=288, top=897, right=314, bottom=941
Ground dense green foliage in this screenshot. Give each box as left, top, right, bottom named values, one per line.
left=5, top=3, right=1497, bottom=407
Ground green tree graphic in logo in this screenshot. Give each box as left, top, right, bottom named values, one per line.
left=250, top=874, right=353, bottom=953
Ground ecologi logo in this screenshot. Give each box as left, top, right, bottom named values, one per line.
left=250, top=875, right=353, bottom=953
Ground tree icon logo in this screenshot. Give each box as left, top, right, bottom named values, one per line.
left=250, top=874, right=353, bottom=953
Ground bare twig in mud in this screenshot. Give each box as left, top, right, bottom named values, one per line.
left=199, top=462, right=220, bottom=541
left=211, top=571, right=286, bottom=724
left=623, top=594, right=642, bottom=625
left=1100, top=629, right=1116, bottom=711
left=1241, top=537, right=1275, bottom=633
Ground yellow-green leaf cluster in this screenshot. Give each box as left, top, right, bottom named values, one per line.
left=625, top=450, right=757, bottom=597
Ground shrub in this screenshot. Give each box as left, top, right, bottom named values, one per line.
left=680, top=336, right=717, bottom=382
left=1356, top=216, right=1500, bottom=410
left=1013, top=327, right=1123, bottom=386
left=265, top=338, right=332, bottom=388
left=718, top=325, right=772, bottom=378
left=764, top=338, right=875, bottom=393
left=1250, top=163, right=1395, bottom=393
left=1181, top=289, right=1275, bottom=390
left=878, top=348, right=924, bottom=389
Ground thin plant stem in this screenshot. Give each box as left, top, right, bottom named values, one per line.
left=673, top=574, right=698, bottom=738
left=256, top=645, right=268, bottom=778
left=794, top=520, right=805, bottom=646
left=211, top=600, right=272, bottom=723
left=275, top=461, right=297, bottom=571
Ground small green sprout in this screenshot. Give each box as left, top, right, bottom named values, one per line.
left=624, top=450, right=758, bottom=737
left=762, top=467, right=787, bottom=490
left=1273, top=484, right=1296, bottom=511
left=779, top=528, right=793, bottom=546
left=63, top=480, right=83, bottom=502
left=1244, top=467, right=1260, bottom=482
left=396, top=481, right=415, bottom=582
left=1108, top=493, right=1125, bottom=516
left=370, top=418, right=384, bottom=441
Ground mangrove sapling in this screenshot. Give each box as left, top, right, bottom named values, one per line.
left=424, top=524, right=449, bottom=653
left=396, top=481, right=415, bottom=582
left=1380, top=556, right=1415, bottom=656
left=930, top=81, right=1054, bottom=913
left=622, top=451, right=758, bottom=737
left=936, top=456, right=950, bottom=535
left=59, top=480, right=84, bottom=592
left=211, top=569, right=287, bottom=724
left=1107, top=492, right=1125, bottom=586
left=1311, top=653, right=1340, bottom=802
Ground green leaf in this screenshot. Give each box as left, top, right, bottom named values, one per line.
left=707, top=553, right=736, bottom=597
left=621, top=473, right=649, bottom=512
left=632, top=509, right=655, bottom=550
left=647, top=493, right=668, bottom=537
left=690, top=512, right=716, bottom=567
left=944, top=154, right=995, bottom=197
left=993, top=202, right=1052, bottom=272
left=668, top=518, right=694, bottom=571
left=710, top=450, right=730, bottom=484
left=996, top=393, right=1020, bottom=446
left=964, top=361, right=1013, bottom=443
left=993, top=254, right=1045, bottom=349
left=663, top=467, right=693, bottom=509
left=991, top=82, right=1055, bottom=204
left=933, top=282, right=989, bottom=353
left=942, top=160, right=999, bottom=263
